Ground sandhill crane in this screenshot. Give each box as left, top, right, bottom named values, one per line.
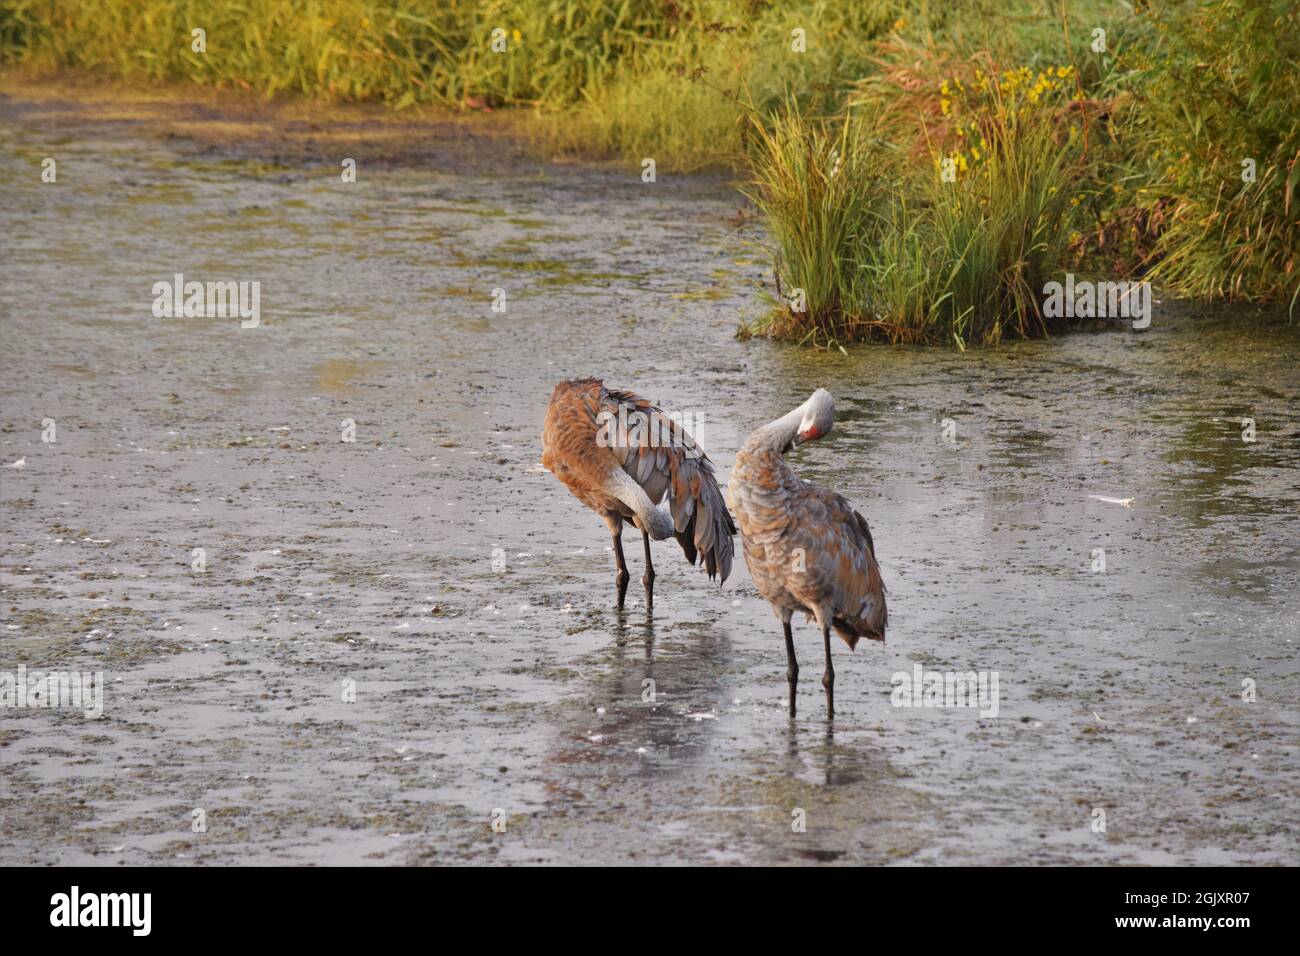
left=728, top=388, right=886, bottom=718
left=542, top=378, right=735, bottom=610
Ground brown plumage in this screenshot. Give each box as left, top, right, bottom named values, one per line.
left=728, top=388, right=887, bottom=717
left=541, top=377, right=735, bottom=610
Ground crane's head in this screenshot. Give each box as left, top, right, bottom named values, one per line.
left=793, top=388, right=834, bottom=446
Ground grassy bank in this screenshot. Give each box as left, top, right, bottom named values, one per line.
left=3, top=0, right=1296, bottom=346
left=0, top=0, right=894, bottom=167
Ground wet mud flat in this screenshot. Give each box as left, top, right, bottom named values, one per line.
left=1, top=80, right=1298, bottom=865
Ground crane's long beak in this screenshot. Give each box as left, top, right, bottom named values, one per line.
left=792, top=425, right=822, bottom=447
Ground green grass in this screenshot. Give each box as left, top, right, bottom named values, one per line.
left=1135, top=0, right=1300, bottom=305
left=0, top=1, right=671, bottom=104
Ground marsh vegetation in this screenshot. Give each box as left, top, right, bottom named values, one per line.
left=4, top=0, right=1295, bottom=346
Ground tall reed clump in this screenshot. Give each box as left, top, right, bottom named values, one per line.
left=741, top=105, right=903, bottom=346
left=745, top=57, right=1089, bottom=347
left=1135, top=0, right=1299, bottom=306
left=919, top=64, right=1087, bottom=345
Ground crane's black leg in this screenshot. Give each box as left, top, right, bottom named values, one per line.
left=784, top=620, right=798, bottom=717
left=821, top=623, right=835, bottom=719
left=612, top=532, right=630, bottom=609
left=641, top=530, right=655, bottom=610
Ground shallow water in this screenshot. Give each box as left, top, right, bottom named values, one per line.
left=1, top=91, right=1297, bottom=865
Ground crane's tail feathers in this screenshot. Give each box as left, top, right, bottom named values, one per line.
left=593, top=381, right=735, bottom=579
left=668, top=456, right=736, bottom=584
left=833, top=618, right=886, bottom=651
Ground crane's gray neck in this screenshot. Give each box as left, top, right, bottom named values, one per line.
left=744, top=405, right=805, bottom=457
